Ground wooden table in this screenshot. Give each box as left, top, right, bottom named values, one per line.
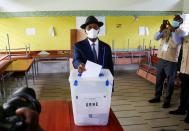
left=0, top=54, right=9, bottom=61
left=5, top=59, right=35, bottom=88
left=39, top=101, right=124, bottom=131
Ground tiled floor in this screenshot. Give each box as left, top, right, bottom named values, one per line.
left=1, top=70, right=189, bottom=131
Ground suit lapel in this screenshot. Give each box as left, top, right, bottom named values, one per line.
left=98, top=41, right=104, bottom=65
left=84, top=38, right=104, bottom=65
left=84, top=39, right=96, bottom=62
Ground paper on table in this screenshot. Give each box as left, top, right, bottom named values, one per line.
left=82, top=60, right=102, bottom=78
left=38, top=50, right=50, bottom=55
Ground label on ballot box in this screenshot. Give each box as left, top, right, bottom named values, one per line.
left=69, top=69, right=113, bottom=126
left=75, top=93, right=108, bottom=114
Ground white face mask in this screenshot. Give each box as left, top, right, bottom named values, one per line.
left=86, top=28, right=99, bottom=39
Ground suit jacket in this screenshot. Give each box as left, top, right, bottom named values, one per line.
left=73, top=38, right=114, bottom=75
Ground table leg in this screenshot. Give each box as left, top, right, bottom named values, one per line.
left=139, top=54, right=141, bottom=64
left=0, top=78, right=3, bottom=98
left=25, top=72, right=29, bottom=88
left=37, top=58, right=39, bottom=75
left=34, top=58, right=37, bottom=77
left=131, top=52, right=133, bottom=64
left=0, top=75, right=5, bottom=98
left=67, top=57, right=69, bottom=73
left=32, top=63, right=35, bottom=85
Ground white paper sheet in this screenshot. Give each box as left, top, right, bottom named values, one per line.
left=139, top=26, right=146, bottom=36
left=50, top=26, right=55, bottom=37
left=26, top=28, right=36, bottom=36
left=139, top=26, right=149, bottom=36
left=38, top=50, right=50, bottom=55
left=82, top=60, right=102, bottom=78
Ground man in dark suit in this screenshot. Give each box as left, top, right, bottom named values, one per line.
left=72, top=16, right=114, bottom=76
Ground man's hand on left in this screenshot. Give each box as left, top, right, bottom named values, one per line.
left=16, top=108, right=43, bottom=131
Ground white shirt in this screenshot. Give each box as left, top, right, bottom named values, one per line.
left=88, top=39, right=99, bottom=58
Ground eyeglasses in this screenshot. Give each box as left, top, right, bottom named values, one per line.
left=86, top=24, right=99, bottom=31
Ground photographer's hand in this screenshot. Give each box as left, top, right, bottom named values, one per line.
left=16, top=108, right=43, bottom=131
left=160, top=24, right=166, bottom=32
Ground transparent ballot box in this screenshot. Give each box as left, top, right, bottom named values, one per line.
left=69, top=69, right=113, bottom=126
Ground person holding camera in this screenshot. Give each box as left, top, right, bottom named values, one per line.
left=149, top=15, right=186, bottom=108
left=15, top=108, right=43, bottom=131
left=0, top=88, right=43, bottom=131
left=169, top=35, right=189, bottom=123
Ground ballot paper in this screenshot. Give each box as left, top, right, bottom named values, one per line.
left=82, top=60, right=102, bottom=78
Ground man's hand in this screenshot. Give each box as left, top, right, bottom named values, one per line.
left=78, top=63, right=86, bottom=73
left=16, top=108, right=43, bottom=131
left=160, top=24, right=166, bottom=32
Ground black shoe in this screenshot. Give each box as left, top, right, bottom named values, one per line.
left=148, top=98, right=160, bottom=103
left=162, top=102, right=170, bottom=108
left=184, top=115, right=189, bottom=123
left=169, top=109, right=186, bottom=115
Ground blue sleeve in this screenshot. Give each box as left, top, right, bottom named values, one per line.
left=172, top=31, right=186, bottom=45
left=154, top=32, right=163, bottom=41
left=72, top=46, right=84, bottom=69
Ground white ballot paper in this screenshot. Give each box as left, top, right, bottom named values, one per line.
left=82, top=60, right=102, bottom=78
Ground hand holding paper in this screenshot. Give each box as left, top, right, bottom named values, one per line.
left=81, top=60, right=102, bottom=78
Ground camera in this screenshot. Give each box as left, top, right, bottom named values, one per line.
left=163, top=20, right=169, bottom=26
left=0, top=87, right=41, bottom=131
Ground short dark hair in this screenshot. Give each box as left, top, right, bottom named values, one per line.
left=174, top=14, right=183, bottom=24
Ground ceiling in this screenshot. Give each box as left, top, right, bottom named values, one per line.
left=0, top=0, right=185, bottom=12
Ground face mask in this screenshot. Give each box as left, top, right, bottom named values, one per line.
left=172, top=20, right=180, bottom=28
left=86, top=28, right=99, bottom=39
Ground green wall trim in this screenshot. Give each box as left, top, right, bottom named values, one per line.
left=0, top=10, right=182, bottom=18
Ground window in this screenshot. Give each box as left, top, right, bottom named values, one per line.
left=181, top=14, right=189, bottom=35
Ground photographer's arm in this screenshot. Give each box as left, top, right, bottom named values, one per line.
left=154, top=23, right=167, bottom=41
left=73, top=46, right=86, bottom=73
left=16, top=108, right=43, bottom=131
left=154, top=32, right=163, bottom=41
left=171, top=31, right=186, bottom=45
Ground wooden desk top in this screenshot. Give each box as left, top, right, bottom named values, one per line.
left=0, top=60, right=11, bottom=74
left=5, top=59, right=34, bottom=72
left=39, top=101, right=124, bottom=131
left=0, top=54, right=9, bottom=61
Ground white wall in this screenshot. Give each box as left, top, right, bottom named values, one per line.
left=183, top=0, right=189, bottom=13
left=0, top=0, right=183, bottom=12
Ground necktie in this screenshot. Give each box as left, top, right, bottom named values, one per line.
left=92, top=43, right=98, bottom=63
